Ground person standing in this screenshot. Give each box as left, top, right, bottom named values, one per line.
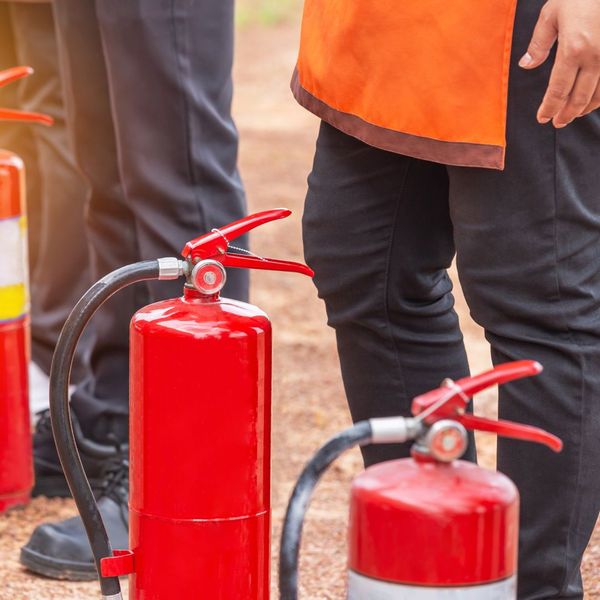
left=0, top=0, right=92, bottom=418
left=19, top=0, right=249, bottom=581
left=0, top=0, right=100, bottom=505
left=296, top=0, right=600, bottom=598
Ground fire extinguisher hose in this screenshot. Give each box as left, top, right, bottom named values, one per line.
left=49, top=259, right=183, bottom=599
left=278, top=421, right=373, bottom=600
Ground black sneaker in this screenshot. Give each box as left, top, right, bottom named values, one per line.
left=32, top=409, right=124, bottom=498
left=20, top=455, right=129, bottom=581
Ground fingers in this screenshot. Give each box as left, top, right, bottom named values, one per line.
left=520, top=5, right=558, bottom=69
left=553, top=68, right=600, bottom=125
left=582, top=81, right=600, bottom=115
left=523, top=0, right=600, bottom=125
left=536, top=48, right=579, bottom=124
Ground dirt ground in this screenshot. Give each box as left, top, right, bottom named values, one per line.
left=0, top=14, right=598, bottom=600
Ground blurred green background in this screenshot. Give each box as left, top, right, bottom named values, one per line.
left=236, top=0, right=302, bottom=27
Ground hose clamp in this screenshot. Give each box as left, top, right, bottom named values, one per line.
left=369, top=417, right=423, bottom=444
left=157, top=257, right=186, bottom=280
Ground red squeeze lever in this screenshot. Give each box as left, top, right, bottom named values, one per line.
left=0, top=66, right=53, bottom=126
left=411, top=360, right=563, bottom=453
left=182, top=208, right=314, bottom=277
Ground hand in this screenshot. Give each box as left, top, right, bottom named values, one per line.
left=519, top=0, right=600, bottom=127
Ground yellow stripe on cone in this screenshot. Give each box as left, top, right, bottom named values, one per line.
left=0, top=283, right=27, bottom=321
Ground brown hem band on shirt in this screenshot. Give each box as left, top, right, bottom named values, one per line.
left=291, top=68, right=505, bottom=171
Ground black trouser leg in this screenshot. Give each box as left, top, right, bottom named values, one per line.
left=450, top=122, right=600, bottom=599
left=305, top=5, right=600, bottom=588
left=446, top=0, right=600, bottom=595
left=52, top=0, right=248, bottom=440
left=53, top=0, right=144, bottom=439
left=305, top=117, right=600, bottom=598
left=94, top=0, right=249, bottom=303
left=449, top=112, right=600, bottom=599
left=8, top=2, right=91, bottom=381
left=303, top=122, right=474, bottom=467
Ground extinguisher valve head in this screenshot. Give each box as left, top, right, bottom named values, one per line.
left=191, top=259, right=227, bottom=295
left=415, top=419, right=468, bottom=462
left=181, top=209, right=314, bottom=278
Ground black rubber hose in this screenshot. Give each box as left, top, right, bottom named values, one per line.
left=49, top=261, right=162, bottom=598
left=279, top=421, right=373, bottom=600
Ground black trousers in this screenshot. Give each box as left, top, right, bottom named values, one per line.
left=302, top=1, right=600, bottom=598
left=51, top=0, right=249, bottom=440
left=0, top=2, right=91, bottom=381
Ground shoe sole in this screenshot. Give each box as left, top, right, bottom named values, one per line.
left=20, top=546, right=97, bottom=581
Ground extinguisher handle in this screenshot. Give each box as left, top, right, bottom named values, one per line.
left=220, top=253, right=313, bottom=277
left=182, top=208, right=291, bottom=259
left=0, top=65, right=32, bottom=88
left=412, top=360, right=542, bottom=420
left=181, top=208, right=314, bottom=277
left=411, top=360, right=562, bottom=453
left=457, top=414, right=563, bottom=452
left=455, top=360, right=543, bottom=398
left=0, top=108, right=53, bottom=126
left=0, top=66, right=54, bottom=126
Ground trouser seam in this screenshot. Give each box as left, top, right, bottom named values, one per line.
left=93, top=2, right=147, bottom=314
left=381, top=160, right=413, bottom=406
left=552, top=127, right=586, bottom=598
left=169, top=0, right=207, bottom=233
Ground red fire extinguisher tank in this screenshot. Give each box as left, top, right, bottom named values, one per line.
left=277, top=361, right=562, bottom=600
left=349, top=457, right=519, bottom=597
left=0, top=70, right=52, bottom=512
left=129, top=287, right=272, bottom=598
left=0, top=150, right=32, bottom=512
left=49, top=209, right=312, bottom=599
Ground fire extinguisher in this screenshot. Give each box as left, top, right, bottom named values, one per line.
left=0, top=66, right=52, bottom=512
left=48, top=208, right=313, bottom=599
left=279, top=360, right=563, bottom=599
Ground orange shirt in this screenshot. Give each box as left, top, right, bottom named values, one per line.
left=293, top=0, right=518, bottom=169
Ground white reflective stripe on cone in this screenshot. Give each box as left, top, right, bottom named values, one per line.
left=0, top=216, right=27, bottom=287
left=348, top=571, right=516, bottom=600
